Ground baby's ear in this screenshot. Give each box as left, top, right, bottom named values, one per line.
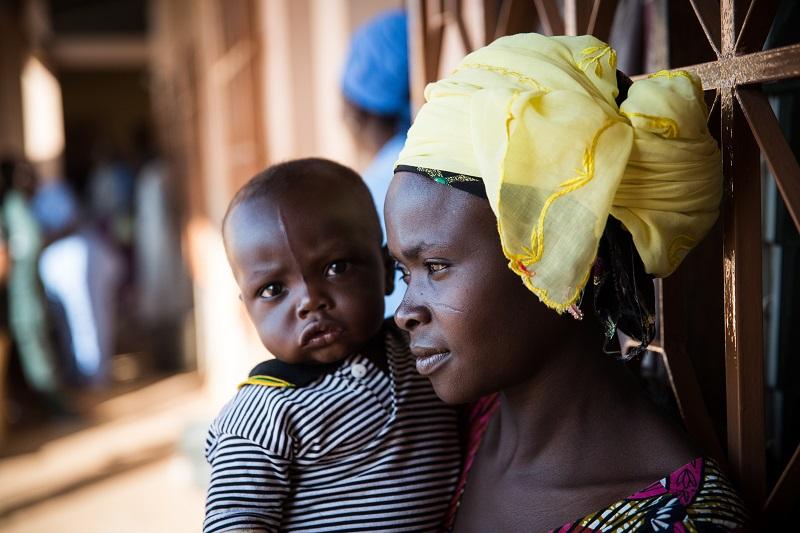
left=381, top=245, right=395, bottom=296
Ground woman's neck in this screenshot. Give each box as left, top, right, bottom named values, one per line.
left=493, top=329, right=693, bottom=488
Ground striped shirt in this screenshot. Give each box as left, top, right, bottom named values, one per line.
left=204, top=323, right=461, bottom=532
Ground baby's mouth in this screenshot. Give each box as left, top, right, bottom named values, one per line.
left=300, top=321, right=344, bottom=348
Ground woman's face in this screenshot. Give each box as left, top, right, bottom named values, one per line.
left=386, top=172, right=570, bottom=404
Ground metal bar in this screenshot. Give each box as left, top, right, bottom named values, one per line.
left=407, top=0, right=431, bottom=112
left=482, top=0, right=499, bottom=45
left=533, top=0, right=564, bottom=36
left=495, top=0, right=513, bottom=37
left=720, top=87, right=767, bottom=506
left=735, top=0, right=779, bottom=54
left=564, top=0, right=593, bottom=36
left=708, top=89, right=721, bottom=121
left=660, top=207, right=727, bottom=465
left=495, top=0, right=538, bottom=39
left=677, top=42, right=800, bottom=90
left=764, top=443, right=800, bottom=516
left=586, top=0, right=618, bottom=42
left=688, top=0, right=722, bottom=56
left=736, top=88, right=800, bottom=233
left=660, top=326, right=726, bottom=462
left=722, top=0, right=754, bottom=54
left=721, top=0, right=736, bottom=56
left=424, top=0, right=445, bottom=84
left=447, top=0, right=474, bottom=53
left=651, top=279, right=666, bottom=353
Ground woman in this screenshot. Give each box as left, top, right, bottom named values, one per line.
left=385, top=34, right=748, bottom=531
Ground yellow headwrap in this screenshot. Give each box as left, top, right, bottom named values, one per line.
left=395, top=33, right=721, bottom=313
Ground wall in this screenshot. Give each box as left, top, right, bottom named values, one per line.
left=150, top=0, right=402, bottom=406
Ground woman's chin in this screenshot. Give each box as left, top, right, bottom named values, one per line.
left=430, top=378, right=476, bottom=405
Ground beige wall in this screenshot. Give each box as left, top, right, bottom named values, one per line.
left=155, top=0, right=401, bottom=227
left=260, top=0, right=401, bottom=170
left=150, top=0, right=402, bottom=405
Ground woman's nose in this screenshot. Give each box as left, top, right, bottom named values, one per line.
left=393, top=293, right=431, bottom=332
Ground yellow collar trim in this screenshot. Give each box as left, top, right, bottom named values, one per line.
left=238, top=375, right=296, bottom=389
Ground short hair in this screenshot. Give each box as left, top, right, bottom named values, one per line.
left=223, top=157, right=382, bottom=242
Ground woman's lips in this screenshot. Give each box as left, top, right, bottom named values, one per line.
left=412, top=347, right=451, bottom=376
left=300, top=322, right=344, bottom=348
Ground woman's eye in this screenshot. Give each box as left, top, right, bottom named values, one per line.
left=426, top=262, right=448, bottom=274
left=325, top=261, right=350, bottom=276
left=259, top=282, right=284, bottom=299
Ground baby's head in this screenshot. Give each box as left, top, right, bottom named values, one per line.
left=223, top=158, right=392, bottom=365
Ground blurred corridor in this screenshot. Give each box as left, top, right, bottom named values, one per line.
left=0, top=0, right=398, bottom=529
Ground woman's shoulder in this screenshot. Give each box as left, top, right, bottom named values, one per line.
left=625, top=457, right=748, bottom=528
left=550, top=457, right=749, bottom=532
left=682, top=458, right=749, bottom=528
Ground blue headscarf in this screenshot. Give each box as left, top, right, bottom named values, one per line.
left=342, top=10, right=410, bottom=128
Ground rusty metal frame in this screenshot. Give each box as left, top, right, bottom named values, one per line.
left=682, top=0, right=797, bottom=511
left=406, top=0, right=800, bottom=521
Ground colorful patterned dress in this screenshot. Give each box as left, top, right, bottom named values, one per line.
left=444, top=394, right=749, bottom=532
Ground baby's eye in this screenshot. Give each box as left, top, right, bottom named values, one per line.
left=325, top=261, right=350, bottom=277
left=394, top=262, right=410, bottom=283
left=259, top=282, right=285, bottom=299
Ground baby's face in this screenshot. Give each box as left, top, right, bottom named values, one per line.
left=225, top=191, right=387, bottom=365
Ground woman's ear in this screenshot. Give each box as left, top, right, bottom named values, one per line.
left=382, top=245, right=395, bottom=296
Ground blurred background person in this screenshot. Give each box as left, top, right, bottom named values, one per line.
left=32, top=170, right=123, bottom=388
left=88, top=141, right=136, bottom=258
left=0, top=238, right=8, bottom=443
left=132, top=126, right=191, bottom=372
left=342, top=9, right=410, bottom=317
left=0, top=157, right=69, bottom=414
left=0, top=181, right=9, bottom=441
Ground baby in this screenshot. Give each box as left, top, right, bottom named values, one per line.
left=204, top=158, right=460, bottom=532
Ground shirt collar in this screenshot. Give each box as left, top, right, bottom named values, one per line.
left=248, top=358, right=345, bottom=387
